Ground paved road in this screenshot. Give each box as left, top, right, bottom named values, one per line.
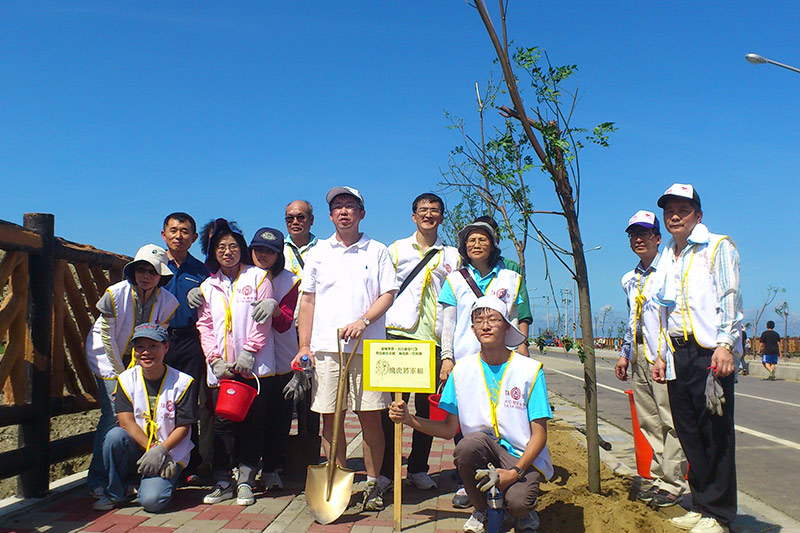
left=538, top=348, right=800, bottom=522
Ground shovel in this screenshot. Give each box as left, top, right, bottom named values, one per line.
left=306, top=328, right=365, bottom=525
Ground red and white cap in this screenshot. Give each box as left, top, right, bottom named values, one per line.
left=657, top=183, right=701, bottom=209
left=626, top=210, right=660, bottom=233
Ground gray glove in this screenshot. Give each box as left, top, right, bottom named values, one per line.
left=187, top=287, right=205, bottom=309
left=210, top=358, right=233, bottom=379
left=250, top=298, right=279, bottom=324
left=233, top=349, right=256, bottom=376
left=704, top=369, right=725, bottom=416
left=283, top=369, right=311, bottom=402
left=475, top=462, right=500, bottom=492
left=137, top=444, right=168, bottom=478
left=160, top=455, right=177, bottom=480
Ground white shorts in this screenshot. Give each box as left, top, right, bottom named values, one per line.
left=311, top=351, right=390, bottom=414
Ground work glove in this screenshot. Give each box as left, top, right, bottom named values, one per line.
left=160, top=455, right=177, bottom=480
left=250, top=298, right=279, bottom=324
left=475, top=462, right=500, bottom=493
left=232, top=350, right=256, bottom=376
left=704, top=369, right=725, bottom=416
left=187, top=287, right=205, bottom=309
left=283, top=369, right=311, bottom=402
left=210, top=358, right=234, bottom=380
left=137, top=444, right=168, bottom=478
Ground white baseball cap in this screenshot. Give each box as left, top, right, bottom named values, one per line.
left=471, top=295, right=527, bottom=347
left=657, top=183, right=701, bottom=209
left=626, top=210, right=660, bottom=233
left=326, top=186, right=364, bottom=208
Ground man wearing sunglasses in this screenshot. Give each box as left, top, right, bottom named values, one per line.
left=284, top=200, right=318, bottom=277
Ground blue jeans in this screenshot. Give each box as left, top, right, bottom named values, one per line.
left=88, top=376, right=119, bottom=492
left=102, top=427, right=183, bottom=513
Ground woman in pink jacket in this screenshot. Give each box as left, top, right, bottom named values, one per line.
left=196, top=219, right=275, bottom=507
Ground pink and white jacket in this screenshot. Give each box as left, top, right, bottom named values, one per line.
left=197, top=265, right=275, bottom=387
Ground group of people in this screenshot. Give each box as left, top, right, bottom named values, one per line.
left=614, top=183, right=742, bottom=533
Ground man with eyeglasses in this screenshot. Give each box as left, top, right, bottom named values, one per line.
left=284, top=200, right=318, bottom=277
left=379, top=193, right=460, bottom=491
left=293, top=186, right=398, bottom=512
left=651, top=184, right=742, bottom=533
left=614, top=210, right=686, bottom=508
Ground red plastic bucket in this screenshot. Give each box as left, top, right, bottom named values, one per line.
left=428, top=393, right=447, bottom=421
left=216, top=374, right=260, bottom=422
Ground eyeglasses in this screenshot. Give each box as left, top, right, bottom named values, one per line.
left=134, top=266, right=157, bottom=275
left=216, top=243, right=240, bottom=253
left=285, top=214, right=307, bottom=223
left=415, top=207, right=442, bottom=216
left=627, top=232, right=656, bottom=241
left=472, top=316, right=504, bottom=327
left=466, top=236, right=491, bottom=246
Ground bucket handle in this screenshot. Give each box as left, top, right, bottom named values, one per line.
left=240, top=370, right=261, bottom=395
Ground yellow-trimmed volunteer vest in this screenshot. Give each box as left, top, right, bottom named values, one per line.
left=385, top=236, right=460, bottom=340
left=86, top=281, right=179, bottom=379
left=116, top=364, right=195, bottom=467
left=446, top=267, right=521, bottom=361
left=452, top=352, right=553, bottom=480
left=270, top=269, right=300, bottom=375
left=620, top=259, right=673, bottom=368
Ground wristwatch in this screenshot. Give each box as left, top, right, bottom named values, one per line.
left=511, top=466, right=525, bottom=482
left=361, top=317, right=371, bottom=326
left=717, top=342, right=733, bottom=352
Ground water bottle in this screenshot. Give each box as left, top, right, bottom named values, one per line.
left=300, top=355, right=314, bottom=381
left=486, top=486, right=505, bottom=533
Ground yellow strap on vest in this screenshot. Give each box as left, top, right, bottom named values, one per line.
left=679, top=247, right=697, bottom=341
left=479, top=352, right=513, bottom=440
left=632, top=271, right=651, bottom=363
left=221, top=270, right=243, bottom=362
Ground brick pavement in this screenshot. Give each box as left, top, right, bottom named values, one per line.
left=0, top=399, right=472, bottom=533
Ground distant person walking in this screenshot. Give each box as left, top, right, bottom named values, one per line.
left=759, top=321, right=781, bottom=381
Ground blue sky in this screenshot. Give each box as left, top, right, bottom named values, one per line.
left=3, top=2, right=799, bottom=336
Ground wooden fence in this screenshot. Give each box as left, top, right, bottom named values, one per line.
left=0, top=214, right=129, bottom=498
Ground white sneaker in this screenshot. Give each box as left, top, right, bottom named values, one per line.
left=670, top=511, right=703, bottom=530
left=690, top=517, right=724, bottom=533
left=408, top=471, right=438, bottom=490
left=203, top=482, right=234, bottom=504
left=463, top=509, right=487, bottom=533
left=377, top=474, right=393, bottom=494
left=262, top=471, right=283, bottom=491
left=236, top=483, right=255, bottom=506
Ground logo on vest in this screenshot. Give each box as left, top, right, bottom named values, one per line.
left=166, top=400, right=175, bottom=412
left=503, top=386, right=525, bottom=410
left=494, top=288, right=508, bottom=301
left=241, top=285, right=253, bottom=296
left=444, top=264, right=452, bottom=274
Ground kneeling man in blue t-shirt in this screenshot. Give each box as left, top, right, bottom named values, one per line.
left=390, top=295, right=552, bottom=533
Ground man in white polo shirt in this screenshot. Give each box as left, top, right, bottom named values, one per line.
left=294, top=186, right=398, bottom=512
left=380, top=192, right=460, bottom=491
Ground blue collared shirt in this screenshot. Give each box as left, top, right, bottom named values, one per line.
left=164, top=253, right=210, bottom=329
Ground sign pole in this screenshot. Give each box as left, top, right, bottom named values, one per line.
left=393, top=392, right=402, bottom=531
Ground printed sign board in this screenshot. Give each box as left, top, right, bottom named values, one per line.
left=363, top=340, right=436, bottom=393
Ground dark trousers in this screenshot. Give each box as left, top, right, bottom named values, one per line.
left=166, top=327, right=213, bottom=470
left=380, top=335, right=440, bottom=478
left=262, top=372, right=294, bottom=472
left=211, top=375, right=274, bottom=485
left=667, top=340, right=736, bottom=526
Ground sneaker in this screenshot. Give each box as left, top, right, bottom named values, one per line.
left=236, top=483, right=255, bottom=505
left=463, top=509, right=487, bottom=533
left=670, top=511, right=703, bottom=530
left=203, top=482, right=234, bottom=504
left=262, top=471, right=283, bottom=492
left=635, top=485, right=656, bottom=502
left=377, top=474, right=393, bottom=494
left=362, top=480, right=384, bottom=511
left=92, top=497, right=123, bottom=511
left=408, top=471, right=438, bottom=490
left=514, top=509, right=540, bottom=532
left=89, top=487, right=105, bottom=499
left=452, top=486, right=472, bottom=509
left=690, top=517, right=724, bottom=533
left=651, top=489, right=680, bottom=507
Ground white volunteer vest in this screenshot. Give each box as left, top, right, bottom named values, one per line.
left=385, top=236, right=460, bottom=340
left=270, top=269, right=300, bottom=375
left=86, top=281, right=179, bottom=379
left=621, top=262, right=673, bottom=369
left=446, top=268, right=521, bottom=360
left=452, top=352, right=553, bottom=479
left=202, top=265, right=276, bottom=387
left=117, top=364, right=194, bottom=466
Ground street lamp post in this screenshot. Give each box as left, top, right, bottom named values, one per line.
left=746, top=53, right=800, bottom=74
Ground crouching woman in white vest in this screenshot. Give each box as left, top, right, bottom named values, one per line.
left=390, top=296, right=553, bottom=533
left=94, top=323, right=195, bottom=513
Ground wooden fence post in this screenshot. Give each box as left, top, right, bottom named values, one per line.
left=19, top=213, right=54, bottom=498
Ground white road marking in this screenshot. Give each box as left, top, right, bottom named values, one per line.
left=734, top=391, right=800, bottom=409
left=547, top=367, right=800, bottom=451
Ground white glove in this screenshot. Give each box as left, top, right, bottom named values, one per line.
left=250, top=298, right=279, bottom=324
left=210, top=358, right=233, bottom=379
left=233, top=350, right=256, bottom=376
left=187, top=287, right=205, bottom=309
left=160, top=455, right=177, bottom=480
left=137, top=444, right=168, bottom=478
left=475, top=462, right=500, bottom=492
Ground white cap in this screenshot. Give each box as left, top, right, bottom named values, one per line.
left=657, top=183, right=701, bottom=209
left=326, top=186, right=364, bottom=207
left=123, top=244, right=173, bottom=280
left=626, top=210, right=660, bottom=232
left=471, top=295, right=527, bottom=347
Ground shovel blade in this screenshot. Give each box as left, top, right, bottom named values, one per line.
left=305, top=463, right=355, bottom=525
